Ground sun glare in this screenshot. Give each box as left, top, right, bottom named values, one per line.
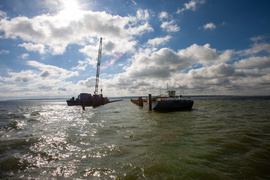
left=59, top=0, right=83, bottom=20
left=63, top=0, right=80, bottom=12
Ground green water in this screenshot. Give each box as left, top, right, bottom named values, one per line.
left=0, top=97, right=270, bottom=179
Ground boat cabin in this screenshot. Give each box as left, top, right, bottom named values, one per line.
left=167, top=90, right=176, bottom=97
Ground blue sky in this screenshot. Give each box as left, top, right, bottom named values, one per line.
left=0, top=0, right=270, bottom=100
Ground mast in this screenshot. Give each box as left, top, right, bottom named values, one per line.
left=94, top=37, right=102, bottom=95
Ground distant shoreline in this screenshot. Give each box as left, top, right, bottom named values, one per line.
left=1, top=95, right=270, bottom=102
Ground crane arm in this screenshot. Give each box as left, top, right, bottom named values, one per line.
left=94, top=37, right=102, bottom=95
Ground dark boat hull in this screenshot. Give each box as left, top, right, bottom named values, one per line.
left=66, top=98, right=110, bottom=107
left=66, top=100, right=81, bottom=106
left=151, top=99, right=193, bottom=111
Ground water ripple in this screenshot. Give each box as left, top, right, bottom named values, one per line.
left=0, top=99, right=270, bottom=179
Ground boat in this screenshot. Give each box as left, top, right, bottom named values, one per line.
left=66, top=37, right=119, bottom=108
left=131, top=90, right=193, bottom=111
left=147, top=90, right=193, bottom=111
left=66, top=92, right=110, bottom=107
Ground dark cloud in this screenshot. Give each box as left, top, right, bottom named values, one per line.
left=58, top=88, right=67, bottom=91
left=40, top=71, right=50, bottom=78
left=38, top=85, right=52, bottom=90
left=103, top=41, right=115, bottom=53
left=15, top=77, right=30, bottom=83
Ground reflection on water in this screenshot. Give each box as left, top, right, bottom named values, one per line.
left=0, top=98, right=270, bottom=179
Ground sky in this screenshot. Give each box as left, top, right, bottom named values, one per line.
left=0, top=0, right=270, bottom=100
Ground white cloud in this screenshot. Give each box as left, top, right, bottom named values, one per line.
left=128, top=22, right=153, bottom=35
left=234, top=56, right=270, bottom=68
left=177, top=0, right=206, bottom=14
left=100, top=42, right=270, bottom=96
left=131, top=0, right=137, bottom=5
left=203, top=22, right=216, bottom=30
left=19, top=43, right=45, bottom=54
left=0, top=61, right=81, bottom=98
left=160, top=20, right=180, bottom=32
left=72, top=58, right=97, bottom=70
left=2, top=70, right=36, bottom=83
left=250, top=35, right=270, bottom=43
left=239, top=43, right=270, bottom=55
left=179, top=43, right=219, bottom=63
left=2, top=39, right=270, bottom=98
left=79, top=38, right=137, bottom=58
left=159, top=11, right=169, bottom=20
left=158, top=11, right=180, bottom=33
left=20, top=53, right=29, bottom=59
left=168, top=64, right=270, bottom=95
left=1, top=2, right=270, bottom=98
left=219, top=50, right=234, bottom=62
left=77, top=77, right=96, bottom=88
left=188, top=63, right=234, bottom=79
left=137, top=9, right=150, bottom=21
left=126, top=48, right=193, bottom=79
left=26, top=60, right=79, bottom=79
left=125, top=43, right=219, bottom=80
left=79, top=44, right=99, bottom=59
left=0, top=9, right=152, bottom=55
left=147, top=35, right=172, bottom=46
left=0, top=10, right=7, bottom=19
left=0, top=49, right=9, bottom=54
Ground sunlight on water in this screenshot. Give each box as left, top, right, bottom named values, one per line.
left=0, top=98, right=270, bottom=179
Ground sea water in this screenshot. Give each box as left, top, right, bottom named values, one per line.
left=0, top=97, right=270, bottom=179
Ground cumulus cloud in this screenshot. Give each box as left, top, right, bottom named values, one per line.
left=0, top=9, right=152, bottom=55
left=58, top=87, right=67, bottom=91
left=240, top=43, right=270, bottom=55
left=137, top=9, right=150, bottom=21
left=72, top=58, right=97, bottom=71
left=20, top=53, right=29, bottom=59
left=0, top=61, right=81, bottom=98
left=26, top=60, right=79, bottom=79
left=128, top=22, right=153, bottom=36
left=1, top=70, right=36, bottom=83
left=177, top=0, right=206, bottom=14
left=40, top=71, right=50, bottom=78
left=159, top=12, right=169, bottom=20
left=147, top=35, right=172, bottom=47
left=78, top=77, right=96, bottom=88
left=158, top=11, right=180, bottom=32
left=219, top=50, right=234, bottom=62
left=0, top=49, right=9, bottom=54
left=179, top=43, right=219, bottom=63
left=102, top=42, right=269, bottom=96
left=126, top=48, right=191, bottom=79
left=250, top=35, right=270, bottom=43
left=19, top=43, right=45, bottom=54
left=0, top=10, right=7, bottom=19
left=234, top=56, right=270, bottom=68
left=125, top=43, right=219, bottom=80
left=188, top=63, right=234, bottom=79
left=160, top=20, right=180, bottom=32
left=1, top=3, right=270, bottom=98
left=203, top=22, right=216, bottom=30
left=2, top=39, right=270, bottom=98
left=103, top=41, right=116, bottom=53
left=79, top=44, right=100, bottom=59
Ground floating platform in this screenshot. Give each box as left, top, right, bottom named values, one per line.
left=67, top=93, right=122, bottom=109
left=131, top=92, right=193, bottom=112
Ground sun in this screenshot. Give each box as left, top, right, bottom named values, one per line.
left=59, top=0, right=83, bottom=20
left=62, top=0, right=80, bottom=12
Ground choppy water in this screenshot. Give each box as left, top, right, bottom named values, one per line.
left=0, top=97, right=270, bottom=179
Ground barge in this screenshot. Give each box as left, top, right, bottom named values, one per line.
left=131, top=90, right=193, bottom=111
